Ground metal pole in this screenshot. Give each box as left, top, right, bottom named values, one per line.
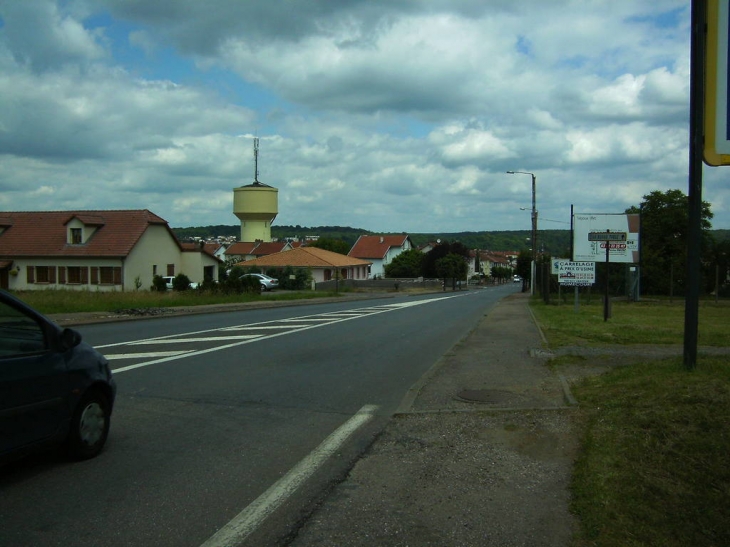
left=604, top=231, right=610, bottom=322
left=684, top=0, right=706, bottom=370
left=531, top=174, right=538, bottom=296
left=506, top=170, right=537, bottom=296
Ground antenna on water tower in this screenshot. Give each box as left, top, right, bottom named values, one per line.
left=253, top=136, right=260, bottom=184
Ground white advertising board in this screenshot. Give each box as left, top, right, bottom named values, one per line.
left=572, top=213, right=640, bottom=263
left=552, top=259, right=596, bottom=286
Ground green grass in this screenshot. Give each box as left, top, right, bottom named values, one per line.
left=531, top=298, right=730, bottom=347
left=11, top=288, right=348, bottom=315
left=570, top=357, right=730, bottom=547
left=531, top=299, right=730, bottom=546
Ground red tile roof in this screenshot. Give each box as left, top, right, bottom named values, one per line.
left=237, top=246, right=371, bottom=268
left=226, top=242, right=258, bottom=255
left=348, top=234, right=411, bottom=259
left=251, top=241, right=289, bottom=256
left=0, top=210, right=177, bottom=258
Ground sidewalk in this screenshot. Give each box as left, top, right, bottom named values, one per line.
left=290, top=292, right=579, bottom=547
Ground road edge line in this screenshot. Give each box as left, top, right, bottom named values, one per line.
left=199, top=404, right=379, bottom=547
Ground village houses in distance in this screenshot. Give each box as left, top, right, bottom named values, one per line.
left=0, top=145, right=517, bottom=292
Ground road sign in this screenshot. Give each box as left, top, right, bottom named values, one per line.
left=705, top=0, right=730, bottom=165
left=588, top=231, right=627, bottom=242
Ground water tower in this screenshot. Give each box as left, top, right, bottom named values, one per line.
left=233, top=137, right=278, bottom=242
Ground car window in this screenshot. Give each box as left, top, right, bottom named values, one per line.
left=0, top=300, right=47, bottom=357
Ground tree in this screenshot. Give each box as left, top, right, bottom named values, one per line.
left=435, top=253, right=469, bottom=290
left=423, top=241, right=471, bottom=278
left=384, top=249, right=425, bottom=278
left=626, top=189, right=713, bottom=295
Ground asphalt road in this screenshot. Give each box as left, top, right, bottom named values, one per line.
left=0, top=285, right=519, bottom=547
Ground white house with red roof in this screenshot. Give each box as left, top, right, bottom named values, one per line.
left=348, top=234, right=413, bottom=278
left=0, top=210, right=220, bottom=291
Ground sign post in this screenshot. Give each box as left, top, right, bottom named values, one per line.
left=588, top=231, right=626, bottom=321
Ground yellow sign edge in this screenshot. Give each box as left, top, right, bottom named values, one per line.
left=705, top=0, right=730, bottom=165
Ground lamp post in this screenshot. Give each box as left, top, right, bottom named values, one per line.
left=507, top=170, right=537, bottom=295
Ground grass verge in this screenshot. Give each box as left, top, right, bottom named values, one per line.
left=12, top=288, right=349, bottom=315
left=531, top=298, right=730, bottom=546
left=570, top=356, right=730, bottom=547
left=531, top=298, right=730, bottom=347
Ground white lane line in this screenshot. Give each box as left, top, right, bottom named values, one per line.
left=223, top=325, right=311, bottom=331
left=105, top=351, right=194, bottom=360
left=200, top=404, right=380, bottom=547
left=129, top=335, right=262, bottom=344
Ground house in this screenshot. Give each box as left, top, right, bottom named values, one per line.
left=348, top=234, right=413, bottom=278
left=468, top=250, right=513, bottom=279
left=0, top=210, right=220, bottom=291
left=224, top=240, right=292, bottom=264
left=235, top=246, right=371, bottom=283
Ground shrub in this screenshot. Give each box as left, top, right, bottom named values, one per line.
left=172, top=273, right=192, bottom=291
left=151, top=275, right=167, bottom=292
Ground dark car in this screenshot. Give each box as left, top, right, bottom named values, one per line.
left=0, top=290, right=116, bottom=463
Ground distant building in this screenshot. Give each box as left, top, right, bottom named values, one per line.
left=348, top=235, right=413, bottom=278
left=232, top=137, right=278, bottom=242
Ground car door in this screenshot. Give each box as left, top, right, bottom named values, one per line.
left=0, top=299, right=68, bottom=455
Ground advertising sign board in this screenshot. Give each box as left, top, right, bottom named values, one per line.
left=572, top=213, right=640, bottom=263
left=552, top=259, right=595, bottom=286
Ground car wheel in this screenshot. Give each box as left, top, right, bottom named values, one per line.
left=66, top=389, right=111, bottom=460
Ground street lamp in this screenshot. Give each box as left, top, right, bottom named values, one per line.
left=507, top=170, right=537, bottom=295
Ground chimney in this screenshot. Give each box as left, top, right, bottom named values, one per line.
left=380, top=236, right=384, bottom=243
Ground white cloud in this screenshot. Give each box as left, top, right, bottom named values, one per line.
left=0, top=0, right=726, bottom=235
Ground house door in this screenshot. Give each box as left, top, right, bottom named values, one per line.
left=0, top=269, right=8, bottom=290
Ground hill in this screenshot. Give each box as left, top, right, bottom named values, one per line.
left=172, top=225, right=730, bottom=255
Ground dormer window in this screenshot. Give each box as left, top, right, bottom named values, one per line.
left=71, top=228, right=82, bottom=244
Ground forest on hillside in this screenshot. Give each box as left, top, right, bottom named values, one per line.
left=172, top=224, right=730, bottom=256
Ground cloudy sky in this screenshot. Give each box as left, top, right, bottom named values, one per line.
left=1, top=0, right=727, bottom=233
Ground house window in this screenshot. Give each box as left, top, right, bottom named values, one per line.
left=99, top=267, right=121, bottom=285
left=153, top=265, right=158, bottom=276
left=71, top=228, right=82, bottom=244
left=28, top=266, right=57, bottom=284
left=67, top=266, right=82, bottom=284
left=35, top=267, right=50, bottom=283
left=167, top=264, right=175, bottom=276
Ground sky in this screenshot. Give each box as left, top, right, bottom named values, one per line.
left=0, top=0, right=728, bottom=234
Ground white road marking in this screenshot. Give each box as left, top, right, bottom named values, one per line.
left=222, top=325, right=311, bottom=330
left=105, top=351, right=194, bottom=360
left=108, top=293, right=469, bottom=374
left=129, top=335, right=261, bottom=344
left=199, top=405, right=380, bottom=547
